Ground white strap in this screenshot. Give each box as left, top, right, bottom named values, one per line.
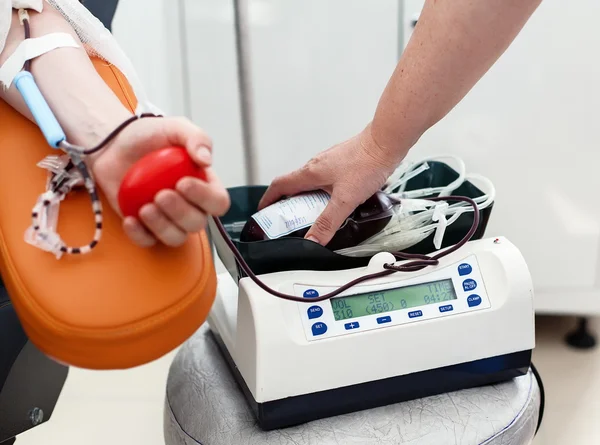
left=0, top=32, right=79, bottom=89
left=432, top=202, right=449, bottom=250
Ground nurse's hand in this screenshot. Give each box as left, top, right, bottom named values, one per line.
left=258, top=124, right=400, bottom=246
left=90, top=116, right=230, bottom=248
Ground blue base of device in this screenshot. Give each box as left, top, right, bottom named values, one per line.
left=210, top=329, right=532, bottom=431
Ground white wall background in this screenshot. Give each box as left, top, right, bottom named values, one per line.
left=242, top=0, right=399, bottom=184
left=111, top=0, right=399, bottom=188
left=111, top=0, right=184, bottom=116
left=111, top=0, right=246, bottom=187
left=179, top=0, right=246, bottom=188
left=402, top=0, right=600, bottom=314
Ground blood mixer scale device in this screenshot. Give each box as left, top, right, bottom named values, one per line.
left=206, top=184, right=536, bottom=431
left=0, top=4, right=534, bottom=436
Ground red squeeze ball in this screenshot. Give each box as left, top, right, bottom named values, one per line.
left=118, top=146, right=207, bottom=218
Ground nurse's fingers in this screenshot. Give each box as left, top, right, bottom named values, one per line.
left=154, top=189, right=208, bottom=233
left=139, top=203, right=188, bottom=247
left=258, top=166, right=323, bottom=210
left=123, top=217, right=157, bottom=248
left=304, top=191, right=356, bottom=246
left=176, top=168, right=230, bottom=216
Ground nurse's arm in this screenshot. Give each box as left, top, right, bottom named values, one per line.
left=260, top=0, right=544, bottom=245
left=370, top=0, right=543, bottom=163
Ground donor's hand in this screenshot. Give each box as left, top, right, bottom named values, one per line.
left=89, top=116, right=230, bottom=248
left=258, top=123, right=400, bottom=246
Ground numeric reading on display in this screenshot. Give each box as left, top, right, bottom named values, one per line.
left=330, top=279, right=457, bottom=321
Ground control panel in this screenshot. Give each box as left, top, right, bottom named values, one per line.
left=295, top=254, right=490, bottom=341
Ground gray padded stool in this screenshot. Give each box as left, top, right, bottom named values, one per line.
left=164, top=324, right=543, bottom=445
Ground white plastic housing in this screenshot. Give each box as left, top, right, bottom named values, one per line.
left=208, top=236, right=535, bottom=403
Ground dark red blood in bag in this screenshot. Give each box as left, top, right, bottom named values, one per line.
left=240, top=191, right=398, bottom=251
left=118, top=146, right=207, bottom=218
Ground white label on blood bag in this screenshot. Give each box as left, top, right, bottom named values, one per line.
left=252, top=191, right=331, bottom=239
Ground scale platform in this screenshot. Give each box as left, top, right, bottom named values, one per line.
left=206, top=162, right=534, bottom=431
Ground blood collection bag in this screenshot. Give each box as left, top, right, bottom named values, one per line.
left=240, top=190, right=398, bottom=250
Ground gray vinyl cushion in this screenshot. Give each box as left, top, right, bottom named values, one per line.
left=164, top=324, right=540, bottom=445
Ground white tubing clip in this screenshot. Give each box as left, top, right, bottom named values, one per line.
left=25, top=226, right=64, bottom=259
left=24, top=190, right=64, bottom=259
left=432, top=202, right=449, bottom=250
left=37, top=154, right=82, bottom=194
left=18, top=8, right=30, bottom=24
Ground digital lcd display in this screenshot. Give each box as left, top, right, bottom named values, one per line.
left=330, top=279, right=457, bottom=321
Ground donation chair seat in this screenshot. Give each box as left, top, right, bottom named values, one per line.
left=164, top=324, right=543, bottom=445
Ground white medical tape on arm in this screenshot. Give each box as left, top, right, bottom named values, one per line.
left=0, top=32, right=79, bottom=89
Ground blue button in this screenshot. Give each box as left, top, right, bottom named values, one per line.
left=377, top=316, right=392, bottom=324
left=439, top=305, right=454, bottom=313
left=303, top=289, right=319, bottom=298
left=307, top=305, right=323, bottom=319
left=344, top=322, right=360, bottom=330
left=458, top=263, right=472, bottom=276
left=467, top=295, right=482, bottom=307
left=311, top=322, right=328, bottom=336
left=462, top=279, right=477, bottom=292
left=408, top=310, right=423, bottom=318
